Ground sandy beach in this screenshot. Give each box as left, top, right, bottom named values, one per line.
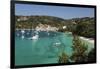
left=79, top=36, right=94, bottom=44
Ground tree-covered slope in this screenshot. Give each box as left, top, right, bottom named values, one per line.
left=15, top=15, right=95, bottom=38
left=71, top=17, right=95, bottom=38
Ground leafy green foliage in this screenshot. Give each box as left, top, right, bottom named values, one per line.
left=58, top=52, right=69, bottom=63
left=70, top=35, right=88, bottom=62
left=72, top=17, right=95, bottom=38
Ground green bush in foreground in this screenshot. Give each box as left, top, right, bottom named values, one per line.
left=57, top=35, right=95, bottom=63
left=58, top=52, right=69, bottom=63
left=70, top=35, right=88, bottom=62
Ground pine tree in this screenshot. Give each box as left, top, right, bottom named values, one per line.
left=70, top=35, right=88, bottom=62
left=58, top=51, right=69, bottom=63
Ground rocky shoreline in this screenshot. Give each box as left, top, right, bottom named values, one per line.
left=35, top=23, right=59, bottom=32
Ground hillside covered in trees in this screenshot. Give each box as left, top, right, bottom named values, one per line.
left=15, top=15, right=95, bottom=38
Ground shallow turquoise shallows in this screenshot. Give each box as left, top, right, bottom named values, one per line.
left=15, top=30, right=94, bottom=65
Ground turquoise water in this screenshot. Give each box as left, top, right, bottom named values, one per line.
left=15, top=30, right=94, bottom=65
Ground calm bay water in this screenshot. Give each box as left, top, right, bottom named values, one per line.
left=15, top=30, right=93, bottom=65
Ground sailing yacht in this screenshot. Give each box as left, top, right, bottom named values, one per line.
left=28, top=31, right=39, bottom=40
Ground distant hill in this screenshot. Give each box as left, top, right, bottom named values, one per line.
left=15, top=16, right=67, bottom=30
left=15, top=15, right=95, bottom=38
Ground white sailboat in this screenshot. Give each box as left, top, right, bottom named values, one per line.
left=21, top=30, right=25, bottom=34
left=53, top=42, right=61, bottom=47
left=28, top=31, right=39, bottom=40
left=47, top=32, right=50, bottom=35
left=17, top=33, right=20, bottom=36
left=21, top=29, right=25, bottom=39
left=28, top=35, right=39, bottom=40
left=55, top=42, right=61, bottom=45
left=21, top=35, right=24, bottom=39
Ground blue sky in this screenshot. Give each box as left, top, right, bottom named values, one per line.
left=15, top=4, right=94, bottom=19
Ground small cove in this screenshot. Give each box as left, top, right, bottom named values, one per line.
left=15, top=30, right=94, bottom=65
